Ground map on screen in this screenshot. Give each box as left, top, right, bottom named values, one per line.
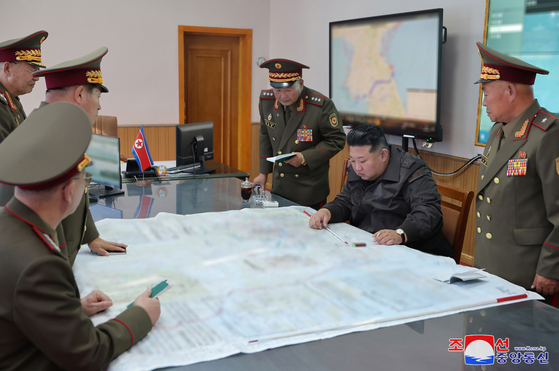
left=330, top=10, right=442, bottom=140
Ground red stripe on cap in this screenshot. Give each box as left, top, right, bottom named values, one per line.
left=484, top=63, right=536, bottom=85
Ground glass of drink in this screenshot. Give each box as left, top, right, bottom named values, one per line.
left=241, top=178, right=252, bottom=202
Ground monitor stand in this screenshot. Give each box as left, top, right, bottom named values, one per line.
left=88, top=185, right=125, bottom=199
left=182, top=157, right=215, bottom=175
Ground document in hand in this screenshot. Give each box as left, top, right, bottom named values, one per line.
left=266, top=153, right=296, bottom=163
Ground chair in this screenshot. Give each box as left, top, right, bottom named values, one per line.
left=93, top=115, right=118, bottom=137
left=436, top=183, right=474, bottom=264
left=340, top=158, right=351, bottom=190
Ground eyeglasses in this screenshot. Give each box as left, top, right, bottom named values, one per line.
left=71, top=173, right=93, bottom=186
left=11, top=61, right=39, bottom=74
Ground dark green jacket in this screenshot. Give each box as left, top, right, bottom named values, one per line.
left=33, top=101, right=100, bottom=265
left=0, top=81, right=25, bottom=206
left=258, top=86, right=346, bottom=206
left=0, top=197, right=152, bottom=371
left=475, top=100, right=559, bottom=289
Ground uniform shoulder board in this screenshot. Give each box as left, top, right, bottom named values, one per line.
left=304, top=92, right=325, bottom=107
left=260, top=89, right=275, bottom=100
left=0, top=90, right=7, bottom=104
left=532, top=109, right=558, bottom=131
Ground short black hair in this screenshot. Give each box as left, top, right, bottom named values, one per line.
left=347, top=124, right=388, bottom=153
left=46, top=84, right=99, bottom=94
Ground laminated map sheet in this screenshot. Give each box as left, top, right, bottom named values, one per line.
left=73, top=206, right=538, bottom=371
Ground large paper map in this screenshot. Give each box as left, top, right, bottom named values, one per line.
left=73, top=207, right=535, bottom=370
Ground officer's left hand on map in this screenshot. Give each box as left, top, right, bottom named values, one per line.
left=531, top=274, right=559, bottom=297
left=284, top=152, right=304, bottom=167
left=88, top=237, right=127, bottom=256
left=81, top=289, right=113, bottom=316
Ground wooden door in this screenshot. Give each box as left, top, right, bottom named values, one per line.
left=179, top=26, right=252, bottom=173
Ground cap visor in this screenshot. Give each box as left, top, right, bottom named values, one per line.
left=474, top=78, right=495, bottom=84
left=270, top=81, right=296, bottom=89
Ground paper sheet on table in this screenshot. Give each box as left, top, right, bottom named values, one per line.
left=73, top=206, right=538, bottom=371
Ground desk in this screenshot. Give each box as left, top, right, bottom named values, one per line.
left=91, top=177, right=297, bottom=221
left=89, top=178, right=559, bottom=371
left=120, top=160, right=249, bottom=183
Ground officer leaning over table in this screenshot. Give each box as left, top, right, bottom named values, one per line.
left=252, top=59, right=346, bottom=209
left=0, top=102, right=159, bottom=370
left=473, top=42, right=559, bottom=304
left=31, top=47, right=128, bottom=264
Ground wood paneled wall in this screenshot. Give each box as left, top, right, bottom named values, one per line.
left=118, top=123, right=479, bottom=265
left=118, top=125, right=177, bottom=161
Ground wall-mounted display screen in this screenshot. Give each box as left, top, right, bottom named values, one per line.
left=330, top=8, right=444, bottom=142
left=476, top=0, right=559, bottom=145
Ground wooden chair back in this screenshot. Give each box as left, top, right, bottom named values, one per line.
left=436, top=182, right=474, bottom=264
left=340, top=158, right=351, bottom=190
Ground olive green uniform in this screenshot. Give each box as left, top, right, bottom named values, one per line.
left=258, top=86, right=346, bottom=206
left=475, top=100, right=559, bottom=289
left=0, top=197, right=152, bottom=371
left=31, top=101, right=99, bottom=265
left=0, top=82, right=25, bottom=206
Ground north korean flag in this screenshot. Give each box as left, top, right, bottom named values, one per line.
left=132, top=126, right=154, bottom=172
left=134, top=195, right=154, bottom=219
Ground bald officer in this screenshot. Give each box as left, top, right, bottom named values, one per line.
left=0, top=31, right=47, bottom=206
left=474, top=42, right=559, bottom=302
left=32, top=47, right=127, bottom=264
left=252, top=59, right=346, bottom=209
left=0, top=102, right=159, bottom=370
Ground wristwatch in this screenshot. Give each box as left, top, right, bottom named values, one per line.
left=396, top=228, right=406, bottom=243
left=300, top=153, right=307, bottom=166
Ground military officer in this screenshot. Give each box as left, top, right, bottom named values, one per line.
left=252, top=59, right=346, bottom=208
left=0, top=30, right=48, bottom=206
left=474, top=42, right=559, bottom=302
left=0, top=102, right=159, bottom=370
left=32, top=47, right=127, bottom=264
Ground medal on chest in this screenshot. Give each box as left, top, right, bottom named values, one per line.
left=507, top=152, right=527, bottom=176
left=297, top=125, right=313, bottom=142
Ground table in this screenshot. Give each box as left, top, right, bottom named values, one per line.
left=90, top=177, right=297, bottom=221
left=89, top=177, right=559, bottom=371
left=120, top=160, right=250, bottom=183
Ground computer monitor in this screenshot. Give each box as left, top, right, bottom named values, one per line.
left=176, top=121, right=215, bottom=174
left=86, top=134, right=125, bottom=199
left=330, top=8, right=445, bottom=147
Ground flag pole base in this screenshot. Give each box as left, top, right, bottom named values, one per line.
left=135, top=180, right=152, bottom=186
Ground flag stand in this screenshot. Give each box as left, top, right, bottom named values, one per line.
left=134, top=173, right=152, bottom=187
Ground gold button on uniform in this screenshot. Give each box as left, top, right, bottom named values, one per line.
left=477, top=227, right=481, bottom=233
left=486, top=233, right=492, bottom=239
left=278, top=162, right=283, bottom=167
left=295, top=174, right=299, bottom=178
left=477, top=212, right=480, bottom=218
left=272, top=137, right=276, bottom=141
left=487, top=215, right=491, bottom=221
left=278, top=151, right=282, bottom=155
left=280, top=173, right=284, bottom=178
left=481, top=175, right=484, bottom=180
left=494, top=177, right=500, bottom=184
left=295, top=140, right=299, bottom=144
left=486, top=197, right=491, bottom=204
left=478, top=195, right=483, bottom=201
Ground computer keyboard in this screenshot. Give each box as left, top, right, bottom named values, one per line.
left=167, top=164, right=201, bottom=173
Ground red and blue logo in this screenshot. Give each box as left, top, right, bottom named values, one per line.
left=464, top=335, right=495, bottom=365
